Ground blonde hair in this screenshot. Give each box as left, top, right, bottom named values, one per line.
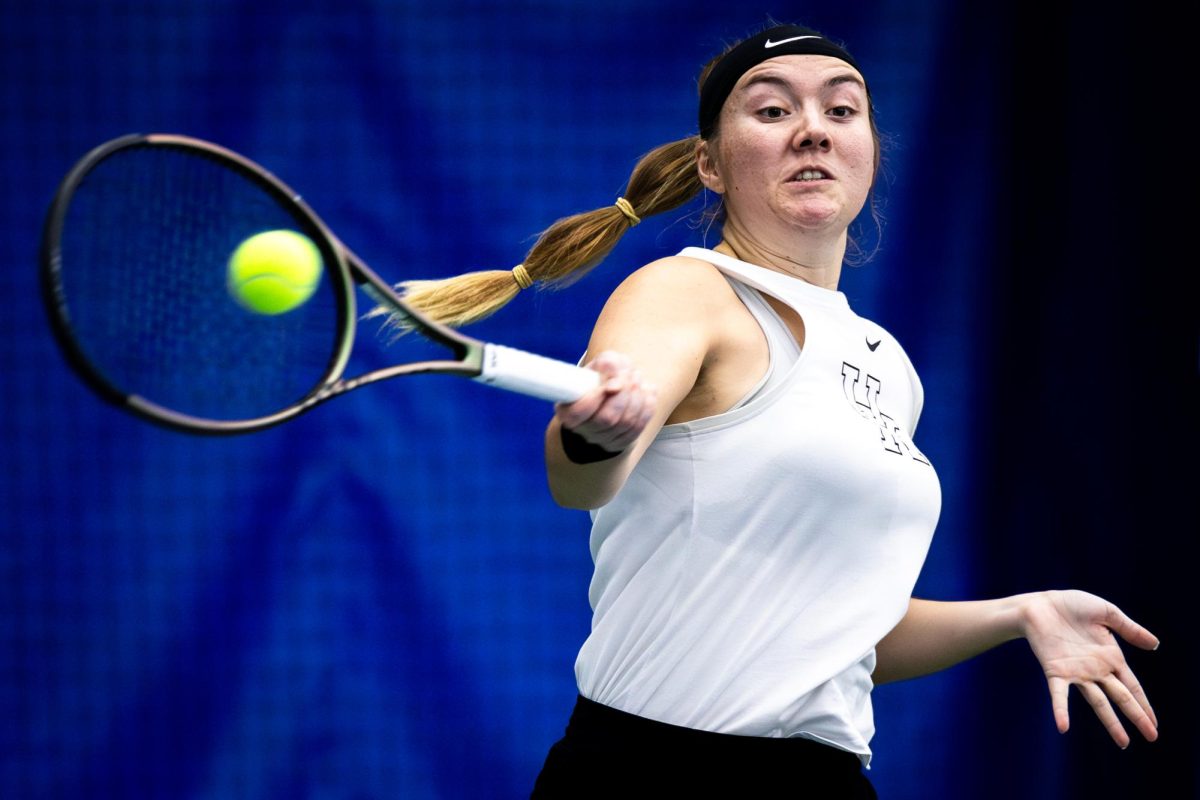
left=377, top=136, right=703, bottom=329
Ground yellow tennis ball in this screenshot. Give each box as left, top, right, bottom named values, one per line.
left=227, top=229, right=322, bottom=315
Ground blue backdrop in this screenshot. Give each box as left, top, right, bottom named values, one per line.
left=2, top=2, right=1194, bottom=798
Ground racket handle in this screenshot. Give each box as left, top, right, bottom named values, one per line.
left=477, top=344, right=600, bottom=403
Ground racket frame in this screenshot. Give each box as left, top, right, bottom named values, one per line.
left=41, top=133, right=589, bottom=435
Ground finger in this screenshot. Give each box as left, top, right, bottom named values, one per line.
left=1047, top=676, right=1071, bottom=734
left=586, top=350, right=634, bottom=385
left=613, top=384, right=656, bottom=450
left=585, top=349, right=630, bottom=372
left=557, top=354, right=631, bottom=424
left=593, top=388, right=644, bottom=450
left=1104, top=604, right=1160, bottom=651
left=555, top=388, right=607, bottom=429
left=585, top=385, right=631, bottom=435
left=1114, top=666, right=1158, bottom=734
left=598, top=376, right=657, bottom=450
left=1078, top=681, right=1130, bottom=749
left=1100, top=675, right=1157, bottom=743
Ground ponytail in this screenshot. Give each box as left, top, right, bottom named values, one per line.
left=376, top=135, right=704, bottom=329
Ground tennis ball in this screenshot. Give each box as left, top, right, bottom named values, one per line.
left=227, top=229, right=322, bottom=315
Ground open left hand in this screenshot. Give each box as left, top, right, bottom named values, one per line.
left=1021, top=590, right=1159, bottom=748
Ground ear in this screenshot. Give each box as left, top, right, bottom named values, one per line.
left=695, top=138, right=725, bottom=194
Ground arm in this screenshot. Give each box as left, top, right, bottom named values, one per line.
left=873, top=591, right=1159, bottom=747
left=544, top=257, right=740, bottom=509
left=872, top=596, right=1027, bottom=684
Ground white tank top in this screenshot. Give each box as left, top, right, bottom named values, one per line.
left=574, top=248, right=942, bottom=765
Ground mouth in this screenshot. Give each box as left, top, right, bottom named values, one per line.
left=789, top=168, right=831, bottom=182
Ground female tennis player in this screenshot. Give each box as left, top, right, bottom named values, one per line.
left=398, top=22, right=1159, bottom=798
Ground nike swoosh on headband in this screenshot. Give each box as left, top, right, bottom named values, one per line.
left=764, top=35, right=822, bottom=48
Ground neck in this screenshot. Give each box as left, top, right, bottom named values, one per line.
left=715, top=220, right=845, bottom=291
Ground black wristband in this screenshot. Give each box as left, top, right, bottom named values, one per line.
left=560, top=425, right=624, bottom=464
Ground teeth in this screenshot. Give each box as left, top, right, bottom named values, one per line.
left=796, top=170, right=826, bottom=181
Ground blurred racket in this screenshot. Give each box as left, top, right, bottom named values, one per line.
left=41, top=133, right=597, bottom=434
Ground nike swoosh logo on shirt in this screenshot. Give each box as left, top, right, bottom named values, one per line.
left=764, top=35, right=821, bottom=48
left=867, top=337, right=881, bottom=352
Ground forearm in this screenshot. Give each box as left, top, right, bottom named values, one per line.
left=872, top=594, right=1039, bottom=685
left=545, top=417, right=640, bottom=509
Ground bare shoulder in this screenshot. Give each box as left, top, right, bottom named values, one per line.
left=586, top=255, right=741, bottom=385
left=618, top=254, right=735, bottom=295
left=600, top=254, right=740, bottom=321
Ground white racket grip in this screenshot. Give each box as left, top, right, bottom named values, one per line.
left=476, top=343, right=600, bottom=403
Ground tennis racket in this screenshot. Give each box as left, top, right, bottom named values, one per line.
left=41, top=133, right=599, bottom=434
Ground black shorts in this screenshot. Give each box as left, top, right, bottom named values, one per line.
left=532, top=695, right=879, bottom=798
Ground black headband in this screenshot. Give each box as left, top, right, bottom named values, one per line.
left=698, top=25, right=866, bottom=139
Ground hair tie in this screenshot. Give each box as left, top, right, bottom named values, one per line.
left=511, top=263, right=533, bottom=290
left=614, top=196, right=641, bottom=226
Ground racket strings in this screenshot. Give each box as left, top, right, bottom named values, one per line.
left=55, top=146, right=343, bottom=421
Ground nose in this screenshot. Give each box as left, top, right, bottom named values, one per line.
left=791, top=110, right=831, bottom=151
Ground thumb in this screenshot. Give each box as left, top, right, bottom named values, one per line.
left=1106, top=604, right=1160, bottom=651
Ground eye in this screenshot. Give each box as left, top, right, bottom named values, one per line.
left=828, top=105, right=857, bottom=119
left=758, top=105, right=788, bottom=120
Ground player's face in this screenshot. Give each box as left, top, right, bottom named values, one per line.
left=699, top=55, right=875, bottom=239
